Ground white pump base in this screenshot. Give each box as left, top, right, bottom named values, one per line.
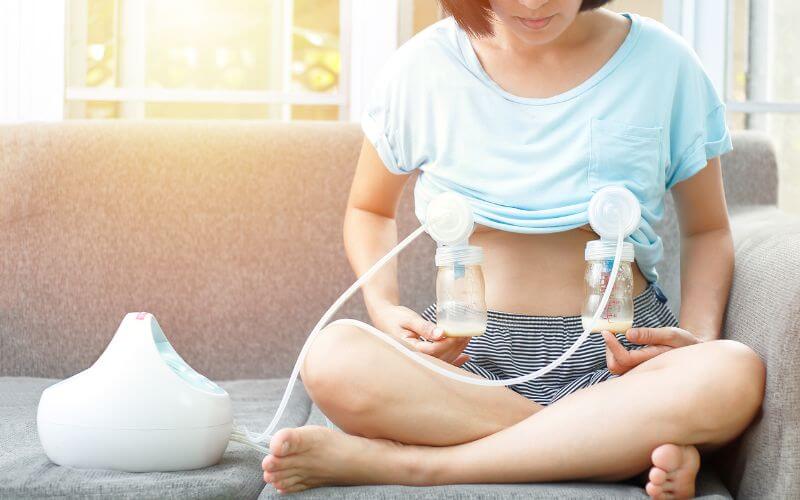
left=37, top=313, right=233, bottom=472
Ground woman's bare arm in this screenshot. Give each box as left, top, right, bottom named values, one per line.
left=344, top=138, right=411, bottom=321
left=342, top=138, right=479, bottom=364
left=603, top=157, right=732, bottom=371
left=671, top=157, right=734, bottom=341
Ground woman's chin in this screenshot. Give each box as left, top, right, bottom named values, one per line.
left=509, top=28, right=563, bottom=46
left=505, top=19, right=567, bottom=46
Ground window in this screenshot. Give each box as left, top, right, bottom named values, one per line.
left=66, top=0, right=343, bottom=120
left=610, top=0, right=663, bottom=20
left=727, top=0, right=800, bottom=212
left=0, top=1, right=65, bottom=122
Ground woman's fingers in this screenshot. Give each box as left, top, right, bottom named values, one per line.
left=626, top=327, right=697, bottom=347
left=603, top=331, right=633, bottom=374
left=400, top=315, right=444, bottom=340
left=602, top=331, right=672, bottom=374
left=452, top=353, right=471, bottom=367
left=400, top=328, right=423, bottom=347
left=414, top=336, right=470, bottom=364
left=393, top=311, right=472, bottom=364
left=626, top=345, right=672, bottom=365
left=414, top=336, right=463, bottom=356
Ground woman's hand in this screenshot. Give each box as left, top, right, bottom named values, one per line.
left=602, top=327, right=701, bottom=375
left=374, top=304, right=471, bottom=367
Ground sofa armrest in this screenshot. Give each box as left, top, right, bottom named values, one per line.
left=718, top=207, right=800, bottom=499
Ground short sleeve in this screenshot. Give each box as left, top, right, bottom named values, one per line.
left=665, top=53, right=733, bottom=190
left=360, top=62, right=415, bottom=175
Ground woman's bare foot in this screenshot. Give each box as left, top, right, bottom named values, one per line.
left=261, top=425, right=424, bottom=494
left=262, top=428, right=703, bottom=496
left=645, top=444, right=700, bottom=499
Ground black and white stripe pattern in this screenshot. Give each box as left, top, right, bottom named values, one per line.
left=420, top=284, right=679, bottom=406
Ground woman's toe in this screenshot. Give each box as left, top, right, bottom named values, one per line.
left=270, top=425, right=323, bottom=457
left=270, top=428, right=300, bottom=457
left=651, top=444, right=683, bottom=471
left=262, top=455, right=290, bottom=473
left=274, top=474, right=304, bottom=490
left=648, top=465, right=668, bottom=485
left=278, top=482, right=309, bottom=494
left=645, top=482, right=663, bottom=498
left=265, top=468, right=300, bottom=485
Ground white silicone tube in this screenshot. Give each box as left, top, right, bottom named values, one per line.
left=235, top=224, right=624, bottom=452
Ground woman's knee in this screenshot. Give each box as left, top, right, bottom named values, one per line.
left=301, top=323, right=377, bottom=412
left=703, top=339, right=765, bottom=402
left=679, top=339, right=765, bottom=437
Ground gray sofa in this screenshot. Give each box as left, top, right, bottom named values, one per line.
left=0, top=121, right=796, bottom=499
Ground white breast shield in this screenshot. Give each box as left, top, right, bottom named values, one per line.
left=37, top=312, right=233, bottom=472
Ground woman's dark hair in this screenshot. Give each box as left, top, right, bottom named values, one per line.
left=438, top=0, right=614, bottom=37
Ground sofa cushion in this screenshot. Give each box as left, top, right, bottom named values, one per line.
left=0, top=377, right=310, bottom=500
left=258, top=475, right=731, bottom=500
left=267, top=404, right=732, bottom=499
left=1, top=377, right=731, bottom=499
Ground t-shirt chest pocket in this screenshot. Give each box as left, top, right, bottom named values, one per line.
left=588, top=118, right=664, bottom=199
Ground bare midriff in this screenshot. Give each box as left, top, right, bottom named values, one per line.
left=470, top=223, right=648, bottom=316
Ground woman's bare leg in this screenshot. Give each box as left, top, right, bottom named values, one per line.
left=265, top=339, right=764, bottom=495
left=300, top=322, right=540, bottom=446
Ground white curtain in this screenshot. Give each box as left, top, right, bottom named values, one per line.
left=346, top=0, right=399, bottom=121
left=0, top=0, right=66, bottom=122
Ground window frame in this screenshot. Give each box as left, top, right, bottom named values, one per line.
left=63, top=0, right=366, bottom=120
left=666, top=0, right=800, bottom=116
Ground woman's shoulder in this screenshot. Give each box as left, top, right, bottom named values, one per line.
left=379, top=17, right=466, bottom=81
left=631, top=14, right=704, bottom=71
left=400, top=16, right=462, bottom=56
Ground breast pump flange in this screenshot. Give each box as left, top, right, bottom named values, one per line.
left=38, top=186, right=642, bottom=471
left=588, top=185, right=641, bottom=241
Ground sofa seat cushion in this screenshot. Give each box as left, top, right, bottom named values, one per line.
left=1, top=377, right=731, bottom=499
left=0, top=377, right=310, bottom=500
left=258, top=476, right=731, bottom=500
left=261, top=403, right=732, bottom=499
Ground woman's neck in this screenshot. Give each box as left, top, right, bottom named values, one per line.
left=465, top=8, right=631, bottom=100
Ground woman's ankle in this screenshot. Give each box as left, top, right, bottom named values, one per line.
left=394, top=443, right=449, bottom=486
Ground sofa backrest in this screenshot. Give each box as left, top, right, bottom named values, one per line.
left=654, top=130, right=778, bottom=313
left=0, top=122, right=777, bottom=379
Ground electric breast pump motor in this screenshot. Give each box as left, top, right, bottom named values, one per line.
left=37, top=313, right=233, bottom=472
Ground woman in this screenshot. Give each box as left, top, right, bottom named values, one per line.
left=262, top=1, right=765, bottom=497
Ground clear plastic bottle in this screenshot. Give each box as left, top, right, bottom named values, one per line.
left=581, top=240, right=635, bottom=333
left=435, top=245, right=487, bottom=337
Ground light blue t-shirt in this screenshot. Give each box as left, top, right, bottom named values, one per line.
left=361, top=13, right=732, bottom=283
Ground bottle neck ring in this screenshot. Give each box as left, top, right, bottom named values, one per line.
left=436, top=245, right=483, bottom=266
left=584, top=240, right=635, bottom=262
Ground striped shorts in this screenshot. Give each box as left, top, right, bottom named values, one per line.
left=420, top=284, right=678, bottom=406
